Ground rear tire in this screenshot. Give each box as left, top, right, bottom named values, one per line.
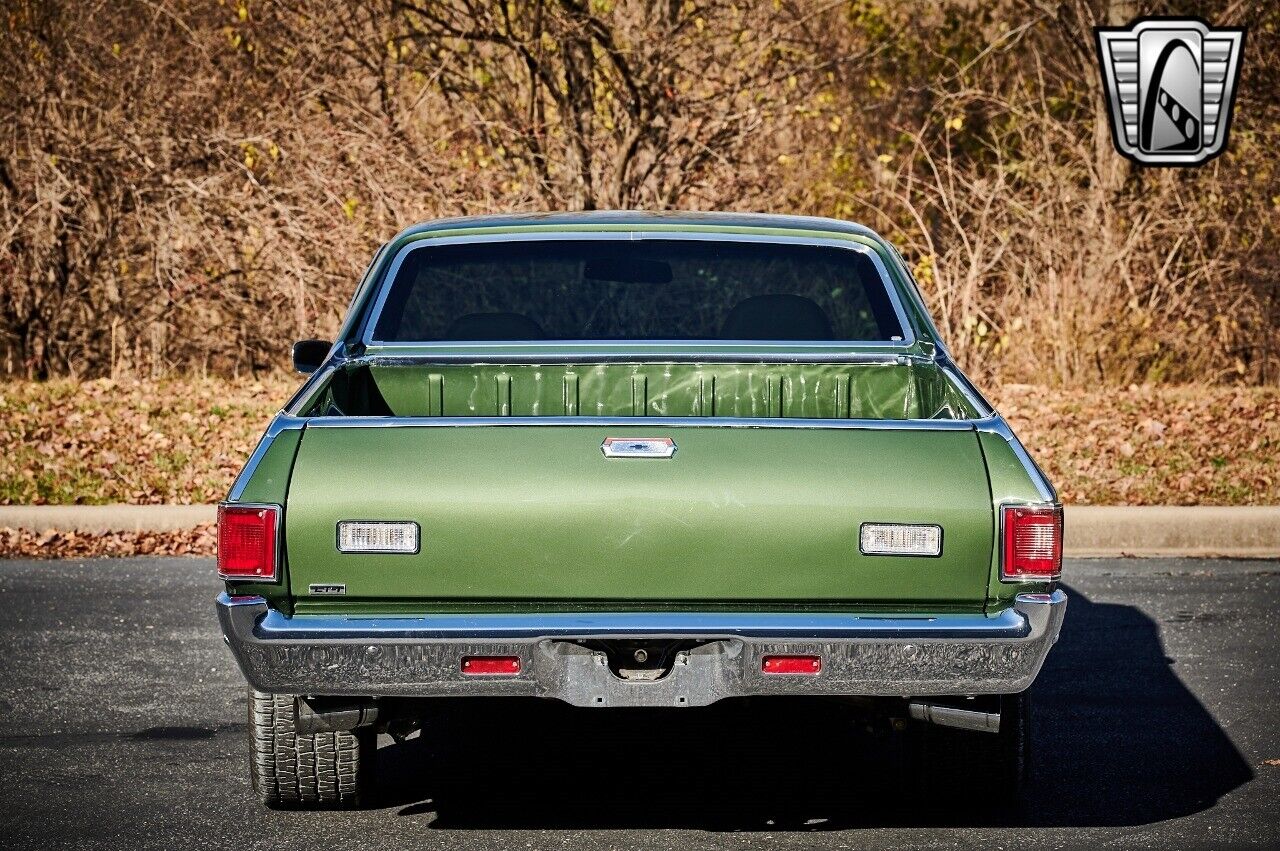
left=248, top=689, right=374, bottom=809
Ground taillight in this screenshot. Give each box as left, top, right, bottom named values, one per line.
left=217, top=504, right=279, bottom=581
left=1001, top=504, right=1063, bottom=581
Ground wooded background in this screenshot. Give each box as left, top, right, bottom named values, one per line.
left=2, top=0, right=1276, bottom=386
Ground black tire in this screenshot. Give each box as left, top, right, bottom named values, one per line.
left=248, top=689, right=375, bottom=809
left=909, top=691, right=1030, bottom=819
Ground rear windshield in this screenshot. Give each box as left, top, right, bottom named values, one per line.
left=371, top=239, right=905, bottom=343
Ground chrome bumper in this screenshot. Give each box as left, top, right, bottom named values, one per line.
left=216, top=591, right=1066, bottom=707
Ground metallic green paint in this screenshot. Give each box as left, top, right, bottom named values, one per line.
left=223, top=425, right=302, bottom=607
left=358, top=362, right=973, bottom=420
left=284, top=425, right=994, bottom=605
left=223, top=213, right=1058, bottom=617
left=978, top=429, right=1058, bottom=604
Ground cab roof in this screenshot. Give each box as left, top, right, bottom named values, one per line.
left=393, top=210, right=882, bottom=242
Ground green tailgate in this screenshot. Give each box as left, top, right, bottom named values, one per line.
left=285, top=425, right=993, bottom=607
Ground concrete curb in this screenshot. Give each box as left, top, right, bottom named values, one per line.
left=1, top=504, right=1278, bottom=558
left=0, top=504, right=215, bottom=534
left=1064, top=506, right=1280, bottom=559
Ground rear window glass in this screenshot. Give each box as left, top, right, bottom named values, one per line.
left=371, top=239, right=904, bottom=343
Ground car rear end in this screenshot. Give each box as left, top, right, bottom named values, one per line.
left=214, top=213, right=1065, bottom=809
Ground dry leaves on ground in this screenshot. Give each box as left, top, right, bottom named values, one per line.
left=0, top=375, right=295, bottom=505
left=0, top=524, right=216, bottom=559
left=990, top=384, right=1280, bottom=506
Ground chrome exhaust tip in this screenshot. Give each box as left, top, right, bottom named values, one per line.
left=908, top=701, right=1001, bottom=733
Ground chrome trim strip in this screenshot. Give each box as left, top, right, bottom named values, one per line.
left=977, top=416, right=1058, bottom=503
left=226, top=415, right=306, bottom=502
left=359, top=231, right=918, bottom=354
left=333, top=242, right=390, bottom=345
left=300, top=415, right=977, bottom=432
left=246, top=603, right=1032, bottom=641
left=357, top=351, right=919, bottom=365
left=939, top=363, right=995, bottom=418
left=283, top=362, right=345, bottom=417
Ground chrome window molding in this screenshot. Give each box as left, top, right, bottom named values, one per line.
left=358, top=231, right=919, bottom=354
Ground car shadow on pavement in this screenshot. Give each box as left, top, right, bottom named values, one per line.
left=374, top=584, right=1253, bottom=830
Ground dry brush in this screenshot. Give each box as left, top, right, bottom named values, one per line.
left=0, top=0, right=1276, bottom=385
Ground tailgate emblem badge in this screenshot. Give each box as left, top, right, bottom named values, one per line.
left=601, top=437, right=676, bottom=459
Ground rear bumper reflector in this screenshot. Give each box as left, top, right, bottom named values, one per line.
left=461, top=656, right=521, bottom=675
left=762, top=654, right=822, bottom=674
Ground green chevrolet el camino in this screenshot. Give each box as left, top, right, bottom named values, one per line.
left=216, top=211, right=1065, bottom=809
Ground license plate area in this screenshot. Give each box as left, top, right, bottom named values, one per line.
left=536, top=638, right=741, bottom=707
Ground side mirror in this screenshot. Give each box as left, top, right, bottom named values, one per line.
left=292, top=339, right=331, bottom=374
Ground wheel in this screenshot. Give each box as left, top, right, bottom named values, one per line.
left=248, top=689, right=375, bottom=809
left=909, top=692, right=1030, bottom=819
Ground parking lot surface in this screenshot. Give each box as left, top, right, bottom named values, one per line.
left=0, top=556, right=1276, bottom=849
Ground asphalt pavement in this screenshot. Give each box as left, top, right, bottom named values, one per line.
left=0, top=557, right=1277, bottom=850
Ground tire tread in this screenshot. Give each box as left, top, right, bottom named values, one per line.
left=248, top=689, right=369, bottom=809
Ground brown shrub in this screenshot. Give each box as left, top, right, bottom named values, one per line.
left=0, top=1, right=1276, bottom=385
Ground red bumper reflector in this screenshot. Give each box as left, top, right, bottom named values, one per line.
left=461, top=656, right=521, bottom=675
left=762, top=655, right=822, bottom=675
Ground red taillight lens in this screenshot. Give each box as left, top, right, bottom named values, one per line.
left=461, top=656, right=521, bottom=675
left=217, top=504, right=279, bottom=580
left=1001, top=504, right=1063, bottom=580
left=761, top=655, right=822, bottom=675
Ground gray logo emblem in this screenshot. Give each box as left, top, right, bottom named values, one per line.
left=601, top=437, right=676, bottom=458
left=1095, top=18, right=1245, bottom=166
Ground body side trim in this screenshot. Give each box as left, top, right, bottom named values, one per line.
left=227, top=415, right=307, bottom=502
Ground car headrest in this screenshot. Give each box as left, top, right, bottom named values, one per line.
left=443, top=312, right=546, bottom=341
left=719, top=294, right=834, bottom=340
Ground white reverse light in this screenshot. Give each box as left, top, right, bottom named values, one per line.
left=337, top=521, right=420, bottom=554
left=859, top=523, right=942, bottom=557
